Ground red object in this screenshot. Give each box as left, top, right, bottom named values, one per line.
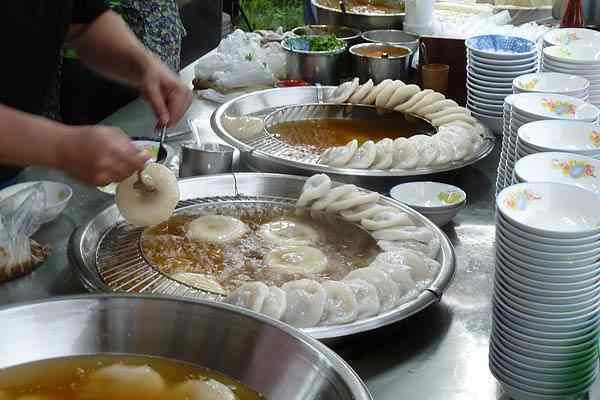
left=561, top=0, right=585, bottom=28
left=277, top=79, right=310, bottom=87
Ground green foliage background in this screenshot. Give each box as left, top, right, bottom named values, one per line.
left=240, top=0, right=305, bottom=31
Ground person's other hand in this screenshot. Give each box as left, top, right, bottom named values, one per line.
left=138, top=57, right=193, bottom=127
left=56, top=126, right=150, bottom=186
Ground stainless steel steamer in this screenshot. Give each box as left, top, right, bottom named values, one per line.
left=69, top=173, right=455, bottom=341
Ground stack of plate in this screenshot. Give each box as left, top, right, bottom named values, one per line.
left=466, top=35, right=539, bottom=135
left=516, top=120, right=600, bottom=160
left=512, top=152, right=600, bottom=195
left=495, top=93, right=600, bottom=193
left=492, top=182, right=600, bottom=400
left=497, top=94, right=517, bottom=193
left=513, top=72, right=589, bottom=101
left=543, top=27, right=600, bottom=48
left=542, top=44, right=600, bottom=107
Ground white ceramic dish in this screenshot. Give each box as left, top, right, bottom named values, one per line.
left=469, top=74, right=515, bottom=87
left=467, top=70, right=518, bottom=83
left=465, top=35, right=538, bottom=60
left=468, top=64, right=537, bottom=78
left=390, top=181, right=466, bottom=210
left=469, top=58, right=538, bottom=72
left=513, top=72, right=590, bottom=94
left=511, top=93, right=599, bottom=122
left=467, top=85, right=511, bottom=100
left=544, top=28, right=600, bottom=47
left=467, top=79, right=514, bottom=94
left=468, top=92, right=506, bottom=107
left=541, top=58, right=600, bottom=73
left=518, top=120, right=600, bottom=154
left=0, top=181, right=73, bottom=225
left=513, top=152, right=600, bottom=194
left=470, top=52, right=538, bottom=66
left=467, top=102, right=503, bottom=117
left=543, top=44, right=600, bottom=65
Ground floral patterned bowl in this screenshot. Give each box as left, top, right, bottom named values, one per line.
left=497, top=182, right=600, bottom=238
left=517, top=120, right=600, bottom=156
left=513, top=73, right=589, bottom=95
left=466, top=35, right=538, bottom=60
left=511, top=93, right=599, bottom=122
left=543, top=44, right=600, bottom=65
left=514, top=152, right=600, bottom=195
left=543, top=28, right=600, bottom=48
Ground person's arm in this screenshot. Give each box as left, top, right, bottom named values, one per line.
left=0, top=104, right=149, bottom=186
left=69, top=11, right=192, bottom=126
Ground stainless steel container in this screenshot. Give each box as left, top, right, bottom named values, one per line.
left=312, top=0, right=405, bottom=31
left=282, top=36, right=346, bottom=85
left=180, top=142, right=234, bottom=177
left=291, top=25, right=362, bottom=79
left=362, top=29, right=419, bottom=53
left=0, top=294, right=372, bottom=400
left=350, top=42, right=412, bottom=83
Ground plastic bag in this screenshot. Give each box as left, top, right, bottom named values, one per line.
left=0, top=183, right=50, bottom=282
left=213, top=61, right=275, bottom=90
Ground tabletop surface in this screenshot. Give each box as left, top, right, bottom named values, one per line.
left=0, top=60, right=597, bottom=400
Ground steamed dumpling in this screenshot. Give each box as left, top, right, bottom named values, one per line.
left=340, top=204, right=396, bottom=222
left=348, top=79, right=374, bottom=104
left=296, top=174, right=331, bottom=207
left=328, top=78, right=359, bottom=103
left=326, top=191, right=379, bottom=213
left=258, top=220, right=320, bottom=246
left=282, top=279, right=327, bottom=328
left=392, top=138, right=419, bottom=169
left=226, top=281, right=270, bottom=312
left=378, top=236, right=441, bottom=259
left=82, top=364, right=165, bottom=400
left=371, top=262, right=416, bottom=297
left=361, top=210, right=414, bottom=231
left=345, top=267, right=399, bottom=312
left=372, top=138, right=394, bottom=170
left=346, top=140, right=376, bottom=169
left=170, top=379, right=236, bottom=400
left=266, top=246, right=328, bottom=275
left=344, top=279, right=381, bottom=318
left=372, top=226, right=434, bottom=243
left=409, top=135, right=439, bottom=167
left=187, top=215, right=248, bottom=243
left=261, top=286, right=287, bottom=320
left=320, top=280, right=359, bottom=326
left=311, top=184, right=356, bottom=210
left=320, top=140, right=358, bottom=167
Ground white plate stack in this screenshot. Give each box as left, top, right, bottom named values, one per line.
left=513, top=72, right=590, bottom=101
left=516, top=120, right=600, bottom=161
left=542, top=44, right=600, bottom=107
left=512, top=152, right=600, bottom=195
left=466, top=35, right=539, bottom=135
left=543, top=28, right=600, bottom=49
left=492, top=182, right=600, bottom=400
left=495, top=93, right=600, bottom=193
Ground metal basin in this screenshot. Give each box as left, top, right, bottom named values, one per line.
left=361, top=29, right=419, bottom=52
left=312, top=0, right=405, bottom=31
left=350, top=42, right=412, bottom=83
left=0, top=294, right=372, bottom=400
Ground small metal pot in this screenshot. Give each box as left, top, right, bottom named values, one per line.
left=282, top=36, right=346, bottom=85
left=312, top=0, right=405, bottom=31
left=361, top=29, right=419, bottom=53
left=291, top=25, right=362, bottom=79
left=350, top=42, right=412, bottom=83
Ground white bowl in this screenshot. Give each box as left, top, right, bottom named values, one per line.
left=514, top=152, right=600, bottom=194
left=416, top=205, right=466, bottom=227
left=544, top=28, right=600, bottom=47
left=465, top=35, right=538, bottom=60
left=541, top=59, right=600, bottom=74
left=468, top=91, right=507, bottom=106
left=467, top=102, right=503, bottom=117
left=390, top=181, right=466, bottom=210
left=0, top=181, right=73, bottom=225
left=513, top=72, right=590, bottom=94
left=497, top=182, right=600, bottom=238
left=467, top=79, right=514, bottom=94
left=467, top=70, right=518, bottom=83
left=470, top=52, right=538, bottom=66
left=468, top=64, right=537, bottom=78
left=468, top=73, right=515, bottom=87
left=544, top=44, right=600, bottom=65
left=518, top=120, right=600, bottom=154
left=467, top=85, right=511, bottom=101
left=469, top=58, right=538, bottom=72
left=511, top=93, right=600, bottom=122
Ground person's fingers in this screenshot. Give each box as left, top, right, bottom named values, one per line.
left=143, top=82, right=170, bottom=126
left=165, top=84, right=193, bottom=125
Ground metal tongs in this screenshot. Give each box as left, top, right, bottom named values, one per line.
left=133, top=123, right=168, bottom=193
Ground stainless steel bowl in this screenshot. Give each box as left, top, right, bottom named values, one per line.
left=312, top=0, right=405, bottom=31
left=361, top=29, right=419, bottom=53
left=282, top=36, right=346, bottom=85
left=0, top=294, right=372, bottom=400
left=350, top=42, right=412, bottom=83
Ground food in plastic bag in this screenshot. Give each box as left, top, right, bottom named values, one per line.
left=193, top=29, right=287, bottom=91
left=0, top=183, right=51, bottom=283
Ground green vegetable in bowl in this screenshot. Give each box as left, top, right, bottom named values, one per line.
left=307, top=35, right=345, bottom=52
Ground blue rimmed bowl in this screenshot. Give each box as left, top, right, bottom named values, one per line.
left=466, top=35, right=538, bottom=60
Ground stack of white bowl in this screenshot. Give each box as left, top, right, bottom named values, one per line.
left=492, top=181, right=600, bottom=400
left=466, top=34, right=539, bottom=135
left=543, top=27, right=600, bottom=49
left=512, top=152, right=600, bottom=195
left=390, top=182, right=466, bottom=227
left=495, top=93, right=600, bottom=193
left=513, top=72, right=589, bottom=101
left=516, top=120, right=600, bottom=161
left=542, top=44, right=600, bottom=107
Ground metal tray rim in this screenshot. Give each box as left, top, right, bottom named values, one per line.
left=68, top=173, right=455, bottom=341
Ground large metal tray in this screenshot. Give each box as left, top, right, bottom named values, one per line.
left=210, top=86, right=495, bottom=191
left=69, top=173, right=455, bottom=341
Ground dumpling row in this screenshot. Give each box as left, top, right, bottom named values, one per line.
left=225, top=174, right=442, bottom=328
left=322, top=79, right=485, bottom=170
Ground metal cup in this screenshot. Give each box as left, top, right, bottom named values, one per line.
left=179, top=143, right=234, bottom=177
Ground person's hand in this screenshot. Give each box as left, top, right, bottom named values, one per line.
left=138, top=56, right=193, bottom=127
left=56, top=126, right=150, bottom=186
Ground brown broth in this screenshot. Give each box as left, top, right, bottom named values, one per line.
left=0, top=354, right=264, bottom=400
left=320, top=0, right=404, bottom=13
left=270, top=115, right=435, bottom=152
left=353, top=46, right=409, bottom=58
left=141, top=205, right=379, bottom=294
